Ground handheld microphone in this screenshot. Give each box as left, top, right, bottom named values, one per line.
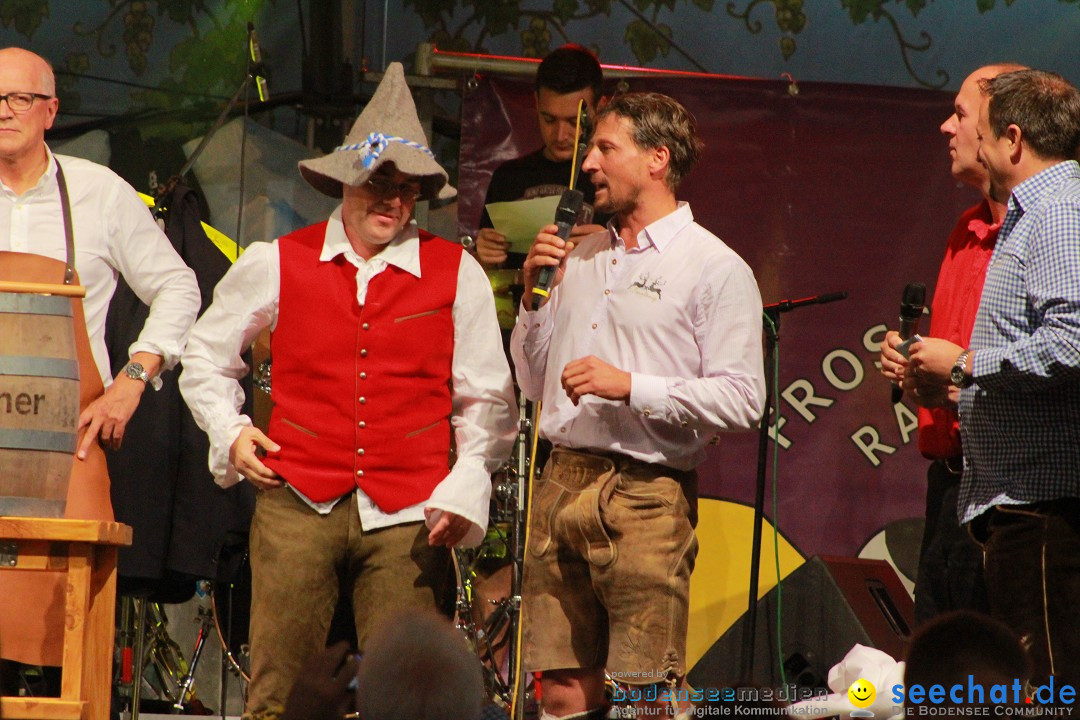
left=531, top=189, right=585, bottom=310
left=891, top=281, right=926, bottom=404
left=248, top=22, right=269, bottom=102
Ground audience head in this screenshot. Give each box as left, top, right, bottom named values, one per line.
left=904, top=610, right=1031, bottom=709
left=355, top=609, right=485, bottom=720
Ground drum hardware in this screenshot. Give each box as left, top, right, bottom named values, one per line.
left=494, top=481, right=517, bottom=508
left=451, top=392, right=539, bottom=718
left=171, top=601, right=217, bottom=712
left=114, top=576, right=249, bottom=716
left=116, top=597, right=195, bottom=715
left=253, top=357, right=272, bottom=394
left=211, top=597, right=252, bottom=686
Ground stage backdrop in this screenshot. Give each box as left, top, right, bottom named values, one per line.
left=460, top=74, right=975, bottom=662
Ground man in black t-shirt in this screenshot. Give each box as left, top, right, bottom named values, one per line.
left=475, top=44, right=608, bottom=270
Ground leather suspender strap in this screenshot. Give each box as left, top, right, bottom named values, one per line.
left=54, top=159, right=76, bottom=285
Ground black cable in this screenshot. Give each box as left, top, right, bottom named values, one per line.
left=55, top=68, right=231, bottom=101
left=297, top=0, right=308, bottom=60
left=236, top=26, right=253, bottom=260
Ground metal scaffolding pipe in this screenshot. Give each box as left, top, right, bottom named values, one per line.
left=416, top=44, right=758, bottom=82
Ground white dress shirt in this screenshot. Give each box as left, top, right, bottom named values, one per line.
left=179, top=207, right=516, bottom=547
left=511, top=202, right=765, bottom=471
left=0, top=149, right=200, bottom=384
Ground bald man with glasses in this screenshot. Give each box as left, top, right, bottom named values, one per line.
left=0, top=46, right=199, bottom=671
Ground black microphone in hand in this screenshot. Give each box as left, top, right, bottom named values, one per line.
left=531, top=189, right=585, bottom=310
left=891, top=281, right=926, bottom=404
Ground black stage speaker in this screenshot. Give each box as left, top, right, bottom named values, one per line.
left=688, top=556, right=914, bottom=692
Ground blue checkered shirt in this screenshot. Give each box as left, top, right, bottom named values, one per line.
left=958, top=160, right=1080, bottom=524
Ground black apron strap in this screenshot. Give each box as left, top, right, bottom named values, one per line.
left=54, top=159, right=76, bottom=285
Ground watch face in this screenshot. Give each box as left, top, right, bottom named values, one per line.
left=126, top=362, right=146, bottom=380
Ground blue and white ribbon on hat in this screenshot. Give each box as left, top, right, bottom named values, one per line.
left=335, top=132, right=434, bottom=169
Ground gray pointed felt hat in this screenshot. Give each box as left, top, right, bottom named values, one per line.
left=298, top=62, right=455, bottom=201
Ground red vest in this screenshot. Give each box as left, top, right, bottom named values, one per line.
left=264, top=223, right=462, bottom=511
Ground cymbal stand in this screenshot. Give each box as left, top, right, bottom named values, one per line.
left=172, top=602, right=216, bottom=712
left=506, top=394, right=534, bottom=717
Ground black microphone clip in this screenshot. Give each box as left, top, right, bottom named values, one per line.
left=247, top=22, right=270, bottom=102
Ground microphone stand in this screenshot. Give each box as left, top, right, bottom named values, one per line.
left=740, top=290, right=847, bottom=684
left=153, top=24, right=265, bottom=260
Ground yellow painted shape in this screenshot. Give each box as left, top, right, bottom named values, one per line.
left=138, top=192, right=240, bottom=262
left=687, top=498, right=805, bottom=667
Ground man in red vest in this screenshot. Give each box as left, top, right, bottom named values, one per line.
left=180, top=63, right=516, bottom=720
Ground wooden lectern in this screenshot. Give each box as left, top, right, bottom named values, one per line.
left=0, top=518, right=132, bottom=720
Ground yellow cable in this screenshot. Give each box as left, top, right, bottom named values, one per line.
left=139, top=192, right=241, bottom=262
left=569, top=99, right=586, bottom=190
left=509, top=398, right=543, bottom=720
left=511, top=100, right=584, bottom=720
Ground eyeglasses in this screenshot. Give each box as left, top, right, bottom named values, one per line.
left=365, top=175, right=422, bottom=202
left=0, top=92, right=54, bottom=113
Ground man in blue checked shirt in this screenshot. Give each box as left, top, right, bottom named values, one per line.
left=907, top=69, right=1080, bottom=687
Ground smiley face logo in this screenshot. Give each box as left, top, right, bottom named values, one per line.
left=848, top=678, right=876, bottom=709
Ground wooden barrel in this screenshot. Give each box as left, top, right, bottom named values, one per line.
left=0, top=291, right=80, bottom=518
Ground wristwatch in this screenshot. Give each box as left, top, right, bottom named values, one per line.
left=122, top=361, right=161, bottom=390
left=123, top=361, right=150, bottom=384
left=950, top=350, right=974, bottom=389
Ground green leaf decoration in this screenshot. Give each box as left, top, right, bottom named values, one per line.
left=55, top=51, right=88, bottom=113
left=904, top=0, right=928, bottom=15
left=776, top=0, right=807, bottom=33
left=430, top=28, right=473, bottom=53
left=779, top=35, right=796, bottom=59
left=405, top=0, right=449, bottom=29
left=521, top=16, right=551, bottom=57
left=468, top=0, right=521, bottom=37
left=167, top=2, right=268, bottom=99
left=157, top=0, right=208, bottom=24
left=0, top=0, right=49, bottom=38
left=553, top=0, right=580, bottom=22
left=841, top=0, right=883, bottom=24
left=624, top=18, right=672, bottom=63
left=123, top=1, right=155, bottom=75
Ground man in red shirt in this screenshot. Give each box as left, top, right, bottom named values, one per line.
left=879, top=63, right=1023, bottom=624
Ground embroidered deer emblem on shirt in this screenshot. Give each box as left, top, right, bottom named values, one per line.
left=629, top=273, right=665, bottom=301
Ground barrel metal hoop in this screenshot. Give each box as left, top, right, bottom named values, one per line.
left=0, top=428, right=77, bottom=453
left=0, top=293, right=74, bottom=317
left=0, top=357, right=80, bottom=379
